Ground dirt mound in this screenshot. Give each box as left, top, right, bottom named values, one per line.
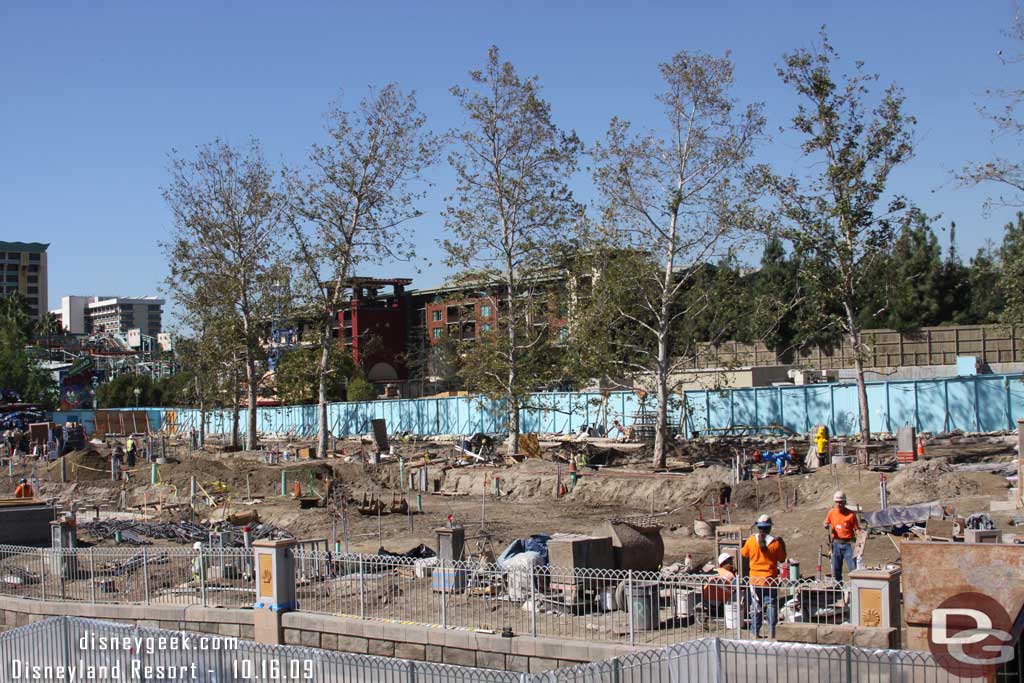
left=443, top=464, right=733, bottom=511
left=889, top=459, right=984, bottom=504
left=54, top=449, right=113, bottom=481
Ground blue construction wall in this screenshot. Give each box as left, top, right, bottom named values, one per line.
left=683, top=374, right=1024, bottom=436
left=48, top=374, right=1024, bottom=438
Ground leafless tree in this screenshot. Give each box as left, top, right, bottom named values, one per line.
left=590, top=51, right=764, bottom=468
left=164, top=138, right=287, bottom=450
left=286, top=85, right=438, bottom=458
left=443, top=46, right=583, bottom=454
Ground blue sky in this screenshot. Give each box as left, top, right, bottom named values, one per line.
left=1, top=2, right=1021, bottom=323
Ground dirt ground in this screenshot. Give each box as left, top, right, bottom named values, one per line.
left=9, top=433, right=1019, bottom=575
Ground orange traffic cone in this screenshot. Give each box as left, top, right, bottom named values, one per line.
left=917, top=440, right=925, bottom=459
left=293, top=481, right=302, bottom=498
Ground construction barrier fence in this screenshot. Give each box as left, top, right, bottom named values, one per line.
left=49, top=373, right=1024, bottom=439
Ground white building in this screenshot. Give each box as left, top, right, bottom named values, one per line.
left=58, top=295, right=164, bottom=336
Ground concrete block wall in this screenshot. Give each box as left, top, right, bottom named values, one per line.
left=0, top=596, right=641, bottom=673
left=775, top=622, right=898, bottom=649
left=280, top=611, right=641, bottom=673
left=0, top=596, right=254, bottom=641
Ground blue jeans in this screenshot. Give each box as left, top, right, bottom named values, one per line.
left=832, top=540, right=856, bottom=582
left=749, top=585, right=778, bottom=637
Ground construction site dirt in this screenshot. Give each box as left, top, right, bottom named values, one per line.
left=7, top=433, right=1018, bottom=577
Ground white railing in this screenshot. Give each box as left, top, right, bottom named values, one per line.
left=0, top=544, right=255, bottom=608
left=0, top=616, right=985, bottom=683
left=292, top=549, right=850, bottom=647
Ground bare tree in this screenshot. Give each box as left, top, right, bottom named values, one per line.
left=959, top=8, right=1024, bottom=209
left=285, top=84, right=438, bottom=458
left=163, top=139, right=286, bottom=450
left=589, top=51, right=764, bottom=468
left=761, top=33, right=916, bottom=453
left=444, top=46, right=582, bottom=453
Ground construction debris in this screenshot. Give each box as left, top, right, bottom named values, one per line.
left=78, top=519, right=294, bottom=546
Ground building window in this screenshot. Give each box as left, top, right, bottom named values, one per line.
left=481, top=323, right=492, bottom=332
left=28, top=264, right=38, bottom=272
left=480, top=305, right=492, bottom=318
left=27, top=287, right=37, bottom=295
left=431, top=310, right=443, bottom=322
left=6, top=264, right=16, bottom=271
left=28, top=253, right=40, bottom=261
left=27, top=275, right=37, bottom=283
left=432, top=328, right=442, bottom=339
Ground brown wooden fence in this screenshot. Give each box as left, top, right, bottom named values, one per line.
left=91, top=410, right=150, bottom=437
left=691, top=324, right=1024, bottom=370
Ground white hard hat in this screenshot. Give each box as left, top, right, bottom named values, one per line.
left=756, top=514, right=772, bottom=528
left=718, top=552, right=733, bottom=566
left=833, top=490, right=847, bottom=502
left=193, top=542, right=202, bottom=550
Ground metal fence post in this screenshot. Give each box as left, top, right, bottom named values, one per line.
left=626, top=570, right=634, bottom=646
left=89, top=550, right=96, bottom=603
left=142, top=547, right=150, bottom=604
left=39, top=551, right=46, bottom=601
left=735, top=572, right=742, bottom=640
left=529, top=566, right=537, bottom=638
left=199, top=549, right=207, bottom=606
left=845, top=644, right=853, bottom=682
left=358, top=555, right=365, bottom=619
left=611, top=656, right=621, bottom=683
left=440, top=559, right=447, bottom=629
left=407, top=659, right=415, bottom=683
left=713, top=637, right=723, bottom=683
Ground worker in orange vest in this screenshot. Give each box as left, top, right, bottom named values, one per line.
left=14, top=478, right=34, bottom=498
left=741, top=514, right=787, bottom=639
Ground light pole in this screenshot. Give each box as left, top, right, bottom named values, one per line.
left=134, top=386, right=141, bottom=408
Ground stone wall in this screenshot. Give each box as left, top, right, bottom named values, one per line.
left=0, top=596, right=641, bottom=673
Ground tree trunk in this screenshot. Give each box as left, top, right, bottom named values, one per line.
left=245, top=351, right=259, bottom=450
left=653, top=337, right=670, bottom=470
left=230, top=401, right=240, bottom=451
left=506, top=340, right=519, bottom=454
left=853, top=341, right=871, bottom=455
left=505, top=261, right=519, bottom=456
left=316, top=322, right=332, bottom=458
left=845, top=304, right=871, bottom=457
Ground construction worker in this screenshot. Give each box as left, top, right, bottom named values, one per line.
left=741, top=514, right=787, bottom=639
left=14, top=477, right=33, bottom=498
left=125, top=435, right=137, bottom=468
left=568, top=456, right=579, bottom=488
left=192, top=541, right=207, bottom=581
left=824, top=490, right=860, bottom=582
left=716, top=553, right=736, bottom=582
left=815, top=426, right=829, bottom=459
left=704, top=553, right=736, bottom=613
